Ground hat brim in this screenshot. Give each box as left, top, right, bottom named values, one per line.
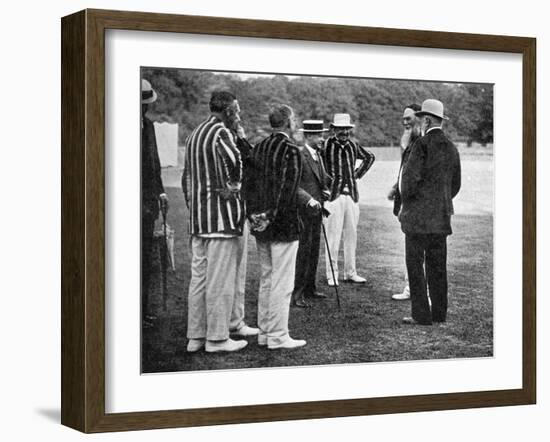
left=330, top=124, right=355, bottom=129
left=142, top=90, right=158, bottom=104
left=415, top=110, right=449, bottom=120
left=299, top=128, right=329, bottom=133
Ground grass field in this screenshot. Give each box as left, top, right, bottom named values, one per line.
left=142, top=160, right=493, bottom=373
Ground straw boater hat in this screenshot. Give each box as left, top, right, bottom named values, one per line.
left=415, top=99, right=449, bottom=120
left=330, top=113, right=355, bottom=129
left=141, top=79, right=158, bottom=104
left=299, top=120, right=329, bottom=133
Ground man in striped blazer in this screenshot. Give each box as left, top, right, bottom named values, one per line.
left=246, top=104, right=309, bottom=350
left=321, top=113, right=375, bottom=287
left=181, top=91, right=251, bottom=353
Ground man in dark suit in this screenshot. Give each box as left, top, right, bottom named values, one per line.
left=388, top=103, right=422, bottom=301
left=292, top=120, right=332, bottom=308
left=141, top=79, right=168, bottom=328
left=246, top=104, right=309, bottom=349
left=399, top=99, right=461, bottom=325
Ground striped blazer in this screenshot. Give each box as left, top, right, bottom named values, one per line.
left=247, top=132, right=308, bottom=242
left=181, top=115, right=244, bottom=236
left=321, top=137, right=375, bottom=203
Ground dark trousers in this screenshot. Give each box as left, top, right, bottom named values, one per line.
left=405, top=233, right=448, bottom=324
left=142, top=214, right=156, bottom=316
left=293, top=212, right=322, bottom=302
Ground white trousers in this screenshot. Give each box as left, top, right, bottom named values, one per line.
left=230, top=222, right=249, bottom=331
left=323, top=195, right=360, bottom=281
left=256, top=240, right=299, bottom=347
left=187, top=236, right=239, bottom=341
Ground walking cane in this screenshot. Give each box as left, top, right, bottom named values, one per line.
left=160, top=202, right=169, bottom=312
left=321, top=221, right=341, bottom=310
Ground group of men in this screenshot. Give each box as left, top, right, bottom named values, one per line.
left=141, top=78, right=462, bottom=353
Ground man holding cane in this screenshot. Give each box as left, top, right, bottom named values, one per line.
left=292, top=120, right=332, bottom=308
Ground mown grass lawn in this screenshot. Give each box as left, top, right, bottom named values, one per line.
left=142, top=187, right=493, bottom=373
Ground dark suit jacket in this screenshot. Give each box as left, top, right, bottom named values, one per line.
left=392, top=133, right=421, bottom=216
left=142, top=116, right=164, bottom=219
left=399, top=128, right=461, bottom=235
left=297, top=145, right=332, bottom=214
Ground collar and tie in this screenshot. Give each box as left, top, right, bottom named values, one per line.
left=305, top=143, right=319, bottom=161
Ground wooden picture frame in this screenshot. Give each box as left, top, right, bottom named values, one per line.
left=61, top=8, right=536, bottom=433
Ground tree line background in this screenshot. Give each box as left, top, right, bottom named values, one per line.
left=142, top=68, right=493, bottom=148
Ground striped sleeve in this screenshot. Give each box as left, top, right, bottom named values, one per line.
left=322, top=139, right=343, bottom=201
left=355, top=142, right=375, bottom=179
left=272, top=141, right=302, bottom=218
left=181, top=135, right=191, bottom=207
left=216, top=127, right=243, bottom=186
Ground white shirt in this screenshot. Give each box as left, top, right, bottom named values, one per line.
left=305, top=143, right=318, bottom=162
left=304, top=143, right=321, bottom=207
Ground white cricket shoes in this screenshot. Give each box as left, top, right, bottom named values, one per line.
left=344, top=275, right=367, bottom=284
left=392, top=286, right=411, bottom=300
left=232, top=325, right=260, bottom=337
left=186, top=338, right=205, bottom=353
left=268, top=337, right=307, bottom=350
left=205, top=338, right=248, bottom=353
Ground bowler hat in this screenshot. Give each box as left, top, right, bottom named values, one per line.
left=415, top=99, right=449, bottom=120
left=141, top=79, right=158, bottom=104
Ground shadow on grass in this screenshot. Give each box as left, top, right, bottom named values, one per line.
left=142, top=188, right=493, bottom=373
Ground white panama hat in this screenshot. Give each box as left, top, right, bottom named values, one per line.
left=415, top=99, right=449, bottom=120
left=330, top=113, right=355, bottom=128
left=141, top=79, right=158, bottom=104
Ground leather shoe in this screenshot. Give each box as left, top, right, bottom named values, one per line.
left=305, top=291, right=327, bottom=299
left=327, top=279, right=339, bottom=287
left=293, top=299, right=311, bottom=308
left=402, top=316, right=432, bottom=326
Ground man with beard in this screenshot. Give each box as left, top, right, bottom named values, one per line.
left=321, top=113, right=375, bottom=287
left=399, top=99, right=461, bottom=325
left=246, top=104, right=308, bottom=349
left=292, top=120, right=332, bottom=308
left=141, top=79, right=168, bottom=329
left=182, top=90, right=249, bottom=353
left=388, top=103, right=422, bottom=301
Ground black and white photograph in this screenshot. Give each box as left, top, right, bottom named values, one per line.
left=2, top=0, right=546, bottom=438
left=140, top=67, right=493, bottom=373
